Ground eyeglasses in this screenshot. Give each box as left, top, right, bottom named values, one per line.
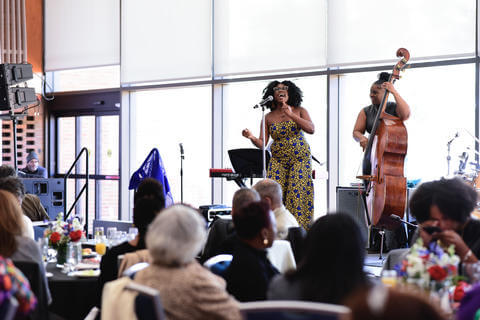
left=273, top=86, right=288, bottom=91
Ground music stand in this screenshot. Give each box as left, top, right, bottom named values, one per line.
left=228, top=148, right=271, bottom=187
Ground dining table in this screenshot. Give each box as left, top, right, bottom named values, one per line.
left=47, top=262, right=100, bottom=320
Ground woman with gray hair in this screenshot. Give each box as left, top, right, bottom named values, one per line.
left=134, top=204, right=241, bottom=320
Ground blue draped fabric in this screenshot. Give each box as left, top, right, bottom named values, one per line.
left=129, top=148, right=174, bottom=207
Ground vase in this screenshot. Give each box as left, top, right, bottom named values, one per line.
left=56, top=244, right=68, bottom=265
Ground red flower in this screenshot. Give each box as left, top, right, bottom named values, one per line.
left=448, top=265, right=457, bottom=275
left=427, top=265, right=448, bottom=281
left=50, top=232, right=61, bottom=244
left=453, top=281, right=469, bottom=302
left=69, top=230, right=82, bottom=242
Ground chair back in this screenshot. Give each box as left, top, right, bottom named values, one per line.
left=123, top=262, right=150, bottom=279
left=203, top=254, right=233, bottom=277
left=83, top=306, right=100, bottom=320
left=125, top=282, right=166, bottom=320
left=285, top=227, right=306, bottom=263
left=13, top=260, right=49, bottom=320
left=0, top=297, right=19, bottom=320
left=93, top=219, right=133, bottom=233
left=239, top=300, right=351, bottom=320
left=267, top=240, right=296, bottom=273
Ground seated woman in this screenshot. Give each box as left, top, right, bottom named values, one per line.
left=134, top=204, right=241, bottom=320
left=0, top=256, right=37, bottom=318
left=98, top=195, right=163, bottom=292
left=0, top=190, right=51, bottom=305
left=409, top=178, right=480, bottom=263
left=268, top=213, right=367, bottom=304
left=224, top=201, right=279, bottom=302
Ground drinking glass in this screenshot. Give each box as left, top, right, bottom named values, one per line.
left=94, top=227, right=105, bottom=242
left=95, top=240, right=107, bottom=255
left=463, top=262, right=480, bottom=284
left=128, top=227, right=138, bottom=241
left=381, top=270, right=397, bottom=287
left=106, top=227, right=117, bottom=245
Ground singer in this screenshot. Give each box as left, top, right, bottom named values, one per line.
left=352, top=72, right=411, bottom=150
left=242, top=80, right=315, bottom=230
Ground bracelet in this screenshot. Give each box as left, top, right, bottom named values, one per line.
left=463, top=249, right=473, bottom=262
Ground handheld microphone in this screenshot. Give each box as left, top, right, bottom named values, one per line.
left=253, top=96, right=273, bottom=109
left=179, top=143, right=184, bottom=155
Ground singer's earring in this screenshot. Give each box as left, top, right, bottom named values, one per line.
left=263, top=238, right=268, bottom=246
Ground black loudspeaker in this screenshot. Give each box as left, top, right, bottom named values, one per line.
left=21, top=178, right=64, bottom=220
left=336, top=186, right=369, bottom=244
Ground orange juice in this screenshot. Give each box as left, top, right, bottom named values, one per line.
left=95, top=242, right=106, bottom=255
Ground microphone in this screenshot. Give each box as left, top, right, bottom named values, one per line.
left=253, top=96, right=273, bottom=109
left=389, top=214, right=417, bottom=228
left=447, top=132, right=459, bottom=146
left=179, top=143, right=184, bottom=156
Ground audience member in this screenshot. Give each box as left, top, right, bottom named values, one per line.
left=268, top=213, right=367, bottom=304
left=409, top=178, right=480, bottom=263
left=0, top=177, right=34, bottom=238
left=456, top=283, right=480, bottom=320
left=0, top=256, right=38, bottom=318
left=201, top=188, right=260, bottom=262
left=0, top=190, right=51, bottom=304
left=98, top=196, right=164, bottom=293
left=133, top=177, right=165, bottom=204
left=19, top=151, right=47, bottom=178
left=224, top=201, right=279, bottom=302
left=0, top=164, right=50, bottom=221
left=345, top=285, right=447, bottom=320
left=133, top=204, right=241, bottom=320
left=253, top=179, right=299, bottom=239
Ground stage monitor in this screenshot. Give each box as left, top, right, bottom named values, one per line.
left=228, top=148, right=270, bottom=177
left=21, top=178, right=64, bottom=221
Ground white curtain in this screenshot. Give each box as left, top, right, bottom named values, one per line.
left=45, top=0, right=120, bottom=71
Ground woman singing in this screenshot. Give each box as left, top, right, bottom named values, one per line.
left=242, top=80, right=314, bottom=230
left=353, top=72, right=410, bottom=150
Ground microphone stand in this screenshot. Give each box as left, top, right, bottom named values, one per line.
left=261, top=105, right=267, bottom=178
left=446, top=132, right=458, bottom=177
left=179, top=144, right=184, bottom=203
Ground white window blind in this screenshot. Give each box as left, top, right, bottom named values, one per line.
left=121, top=0, right=211, bottom=85
left=45, top=0, right=120, bottom=71
left=214, top=0, right=327, bottom=76
left=328, top=0, right=475, bottom=65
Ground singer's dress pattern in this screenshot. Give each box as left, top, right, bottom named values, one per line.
left=268, top=120, right=313, bottom=230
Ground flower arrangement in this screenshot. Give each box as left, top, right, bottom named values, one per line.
left=44, top=213, right=83, bottom=248
left=395, top=239, right=460, bottom=287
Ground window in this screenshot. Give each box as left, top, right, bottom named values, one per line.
left=337, top=64, right=475, bottom=186
left=131, top=86, right=212, bottom=209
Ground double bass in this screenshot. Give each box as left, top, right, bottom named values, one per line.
left=360, top=48, right=410, bottom=229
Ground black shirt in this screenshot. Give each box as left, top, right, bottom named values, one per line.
left=463, top=218, right=480, bottom=259
left=98, top=241, right=142, bottom=304
left=224, top=241, right=279, bottom=302
left=363, top=102, right=398, bottom=134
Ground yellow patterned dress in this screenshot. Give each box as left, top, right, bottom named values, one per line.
left=268, top=120, right=314, bottom=230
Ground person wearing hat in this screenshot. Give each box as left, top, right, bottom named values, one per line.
left=20, top=151, right=47, bottom=178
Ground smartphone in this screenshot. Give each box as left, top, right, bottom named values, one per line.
left=423, top=226, right=442, bottom=235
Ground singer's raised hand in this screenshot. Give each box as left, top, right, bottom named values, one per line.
left=281, top=104, right=293, bottom=118
left=242, top=128, right=253, bottom=139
